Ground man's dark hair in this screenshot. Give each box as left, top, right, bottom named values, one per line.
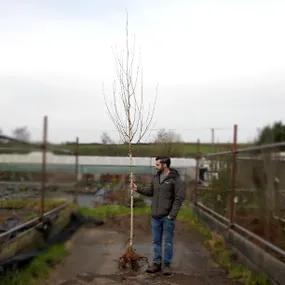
left=156, top=156, right=171, bottom=168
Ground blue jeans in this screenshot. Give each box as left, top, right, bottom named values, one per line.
left=151, top=217, right=175, bottom=265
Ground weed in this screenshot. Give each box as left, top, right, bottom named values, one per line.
left=0, top=244, right=68, bottom=285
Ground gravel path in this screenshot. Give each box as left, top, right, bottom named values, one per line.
left=44, top=216, right=240, bottom=285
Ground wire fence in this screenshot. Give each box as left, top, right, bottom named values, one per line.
left=191, top=125, right=285, bottom=258
left=2, top=118, right=284, bottom=262
left=0, top=117, right=78, bottom=233
left=0, top=117, right=161, bottom=234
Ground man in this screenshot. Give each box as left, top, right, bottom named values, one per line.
left=133, top=156, right=185, bottom=275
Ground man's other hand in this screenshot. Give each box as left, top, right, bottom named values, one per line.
left=132, top=182, right=138, bottom=192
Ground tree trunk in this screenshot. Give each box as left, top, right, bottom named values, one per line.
left=129, top=141, right=134, bottom=247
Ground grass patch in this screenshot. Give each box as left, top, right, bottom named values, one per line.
left=177, top=206, right=212, bottom=239
left=0, top=244, right=68, bottom=285
left=178, top=206, right=269, bottom=284
left=205, top=232, right=269, bottom=285
left=0, top=199, right=66, bottom=211
left=78, top=205, right=151, bottom=220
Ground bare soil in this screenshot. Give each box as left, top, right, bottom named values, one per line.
left=44, top=216, right=241, bottom=285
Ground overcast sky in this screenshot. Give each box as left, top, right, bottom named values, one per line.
left=0, top=0, right=284, bottom=143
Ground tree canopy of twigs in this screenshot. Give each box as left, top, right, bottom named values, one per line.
left=104, top=13, right=157, bottom=251
left=104, top=17, right=157, bottom=145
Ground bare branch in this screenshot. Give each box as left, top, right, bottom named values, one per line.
left=103, top=12, right=158, bottom=248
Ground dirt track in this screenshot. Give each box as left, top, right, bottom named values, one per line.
left=44, top=216, right=240, bottom=285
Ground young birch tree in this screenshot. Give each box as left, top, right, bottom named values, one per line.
left=104, top=15, right=157, bottom=253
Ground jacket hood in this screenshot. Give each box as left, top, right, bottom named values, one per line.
left=156, top=168, right=180, bottom=179
left=168, top=168, right=180, bottom=178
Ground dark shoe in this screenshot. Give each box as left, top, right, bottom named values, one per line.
left=146, top=263, right=161, bottom=273
left=163, top=264, right=172, bottom=275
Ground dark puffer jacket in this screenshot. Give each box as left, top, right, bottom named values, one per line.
left=137, top=168, right=185, bottom=219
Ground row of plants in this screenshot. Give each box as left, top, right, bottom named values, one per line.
left=59, top=142, right=238, bottom=157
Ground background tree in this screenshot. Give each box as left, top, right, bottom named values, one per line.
left=101, top=132, right=113, bottom=144
left=257, top=121, right=285, bottom=144
left=104, top=13, right=157, bottom=261
left=12, top=126, right=31, bottom=142
left=154, top=128, right=181, bottom=143
left=153, top=128, right=182, bottom=156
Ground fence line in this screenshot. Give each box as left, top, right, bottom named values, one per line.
left=192, top=124, right=285, bottom=261
left=0, top=116, right=78, bottom=220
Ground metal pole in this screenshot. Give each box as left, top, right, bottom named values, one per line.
left=40, top=116, right=48, bottom=220
left=230, top=124, right=238, bottom=224
left=211, top=128, right=216, bottom=171
left=74, top=137, right=79, bottom=204
left=194, top=139, right=200, bottom=204
left=211, top=128, right=215, bottom=148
